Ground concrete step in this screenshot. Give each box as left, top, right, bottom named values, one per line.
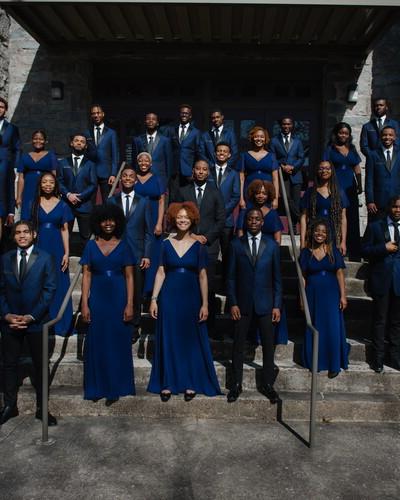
left=17, top=386, right=400, bottom=423
left=49, top=335, right=370, bottom=364
left=41, top=355, right=400, bottom=394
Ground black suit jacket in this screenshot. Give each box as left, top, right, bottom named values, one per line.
left=176, top=182, right=225, bottom=255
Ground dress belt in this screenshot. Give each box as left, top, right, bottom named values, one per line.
left=92, top=270, right=123, bottom=277
left=41, top=222, right=57, bottom=229
left=169, top=267, right=196, bottom=274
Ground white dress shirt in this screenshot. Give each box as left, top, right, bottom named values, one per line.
left=247, top=231, right=261, bottom=254
left=72, top=154, right=84, bottom=169
left=376, top=115, right=387, bottom=128
left=387, top=216, right=400, bottom=242
left=122, top=191, right=135, bottom=215
left=17, top=244, right=34, bottom=268
left=383, top=145, right=394, bottom=161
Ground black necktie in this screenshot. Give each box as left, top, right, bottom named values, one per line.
left=214, top=128, right=220, bottom=142
left=125, top=195, right=130, bottom=217
left=197, top=187, right=203, bottom=206
left=217, top=167, right=223, bottom=187
left=96, top=126, right=101, bottom=145
left=148, top=136, right=154, bottom=154
left=393, top=221, right=400, bottom=244
left=378, top=118, right=383, bottom=131
left=179, top=125, right=186, bottom=143
left=73, top=156, right=79, bottom=176
left=284, top=135, right=290, bottom=152
left=386, top=150, right=392, bottom=170
left=19, top=249, right=27, bottom=281
left=251, top=236, right=257, bottom=264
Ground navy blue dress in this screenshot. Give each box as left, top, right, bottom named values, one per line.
left=323, top=146, right=362, bottom=260
left=134, top=174, right=166, bottom=294
left=301, top=187, right=349, bottom=243
left=17, top=151, right=58, bottom=220
left=36, top=201, right=74, bottom=336
left=240, top=151, right=278, bottom=200
left=147, top=239, right=222, bottom=396
left=80, top=240, right=136, bottom=400
left=299, top=247, right=350, bottom=373
left=237, top=204, right=288, bottom=345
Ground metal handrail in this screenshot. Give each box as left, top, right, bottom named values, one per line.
left=278, top=167, right=319, bottom=448
left=39, top=161, right=126, bottom=445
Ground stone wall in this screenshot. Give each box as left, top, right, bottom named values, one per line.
left=7, top=18, right=92, bottom=156
left=0, top=9, right=10, bottom=97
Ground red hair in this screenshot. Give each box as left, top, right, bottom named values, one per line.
left=167, top=202, right=200, bottom=228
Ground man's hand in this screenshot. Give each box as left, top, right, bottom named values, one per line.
left=5, top=314, right=28, bottom=329
left=386, top=241, right=399, bottom=253
left=272, top=308, right=281, bottom=323
left=6, top=214, right=14, bottom=226
left=282, top=164, right=294, bottom=174
left=230, top=305, right=241, bottom=321
left=140, top=258, right=150, bottom=269
left=67, top=193, right=81, bottom=205
left=367, top=203, right=378, bottom=214
left=108, top=176, right=116, bottom=186
left=192, top=234, right=207, bottom=245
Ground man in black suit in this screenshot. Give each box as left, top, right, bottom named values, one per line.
left=226, top=208, right=282, bottom=403
left=362, top=196, right=400, bottom=372
left=175, top=160, right=225, bottom=336
left=0, top=221, right=57, bottom=425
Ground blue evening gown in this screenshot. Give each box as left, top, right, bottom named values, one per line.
left=36, top=200, right=74, bottom=336
left=299, top=247, right=350, bottom=373
left=80, top=239, right=136, bottom=400
left=240, top=151, right=279, bottom=200
left=17, top=151, right=58, bottom=220
left=147, top=239, right=222, bottom=395
left=134, top=174, right=166, bottom=295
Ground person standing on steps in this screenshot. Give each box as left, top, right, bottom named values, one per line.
left=226, top=208, right=281, bottom=404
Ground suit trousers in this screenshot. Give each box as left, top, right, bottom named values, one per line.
left=283, top=179, right=302, bottom=225
left=69, top=212, right=91, bottom=253
left=220, top=227, right=234, bottom=288
left=1, top=329, right=48, bottom=408
left=372, top=288, right=400, bottom=363
left=206, top=253, right=218, bottom=334
left=232, top=308, right=274, bottom=387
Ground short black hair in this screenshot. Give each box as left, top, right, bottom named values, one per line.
left=381, top=125, right=396, bottom=135
left=12, top=220, right=36, bottom=237
left=215, top=141, right=231, bottom=152
left=69, top=132, right=87, bottom=142
left=387, top=195, right=400, bottom=211
left=90, top=103, right=104, bottom=112
left=210, top=108, right=224, bottom=116
left=279, top=116, right=294, bottom=125
left=245, top=207, right=263, bottom=219
left=90, top=204, right=126, bottom=239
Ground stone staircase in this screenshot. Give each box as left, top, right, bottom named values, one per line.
left=16, top=236, right=400, bottom=423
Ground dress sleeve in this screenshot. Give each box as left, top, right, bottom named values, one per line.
left=339, top=189, right=350, bottom=209
left=49, top=151, right=58, bottom=170
left=79, top=240, right=92, bottom=266
left=298, top=248, right=310, bottom=273
left=62, top=202, right=74, bottom=224
left=156, top=175, right=167, bottom=195
left=269, top=209, right=284, bottom=232
left=159, top=239, right=167, bottom=266
left=123, top=242, right=137, bottom=266
left=198, top=243, right=208, bottom=270
left=236, top=208, right=245, bottom=230
left=333, top=246, right=346, bottom=270
left=300, top=188, right=311, bottom=211
left=270, top=152, right=279, bottom=170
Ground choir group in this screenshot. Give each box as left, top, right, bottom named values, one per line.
left=0, top=95, right=399, bottom=426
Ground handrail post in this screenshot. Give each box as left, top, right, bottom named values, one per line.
left=108, top=161, right=126, bottom=199
left=278, top=168, right=319, bottom=448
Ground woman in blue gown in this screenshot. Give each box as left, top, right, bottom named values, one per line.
left=239, top=126, right=279, bottom=209
left=299, top=218, right=349, bottom=378
left=300, top=160, right=348, bottom=254
left=237, top=179, right=288, bottom=345
left=148, top=201, right=222, bottom=401
left=16, top=130, right=58, bottom=221
left=80, top=204, right=136, bottom=405
left=323, top=122, right=362, bottom=261
left=134, top=152, right=166, bottom=295
left=33, top=172, right=74, bottom=336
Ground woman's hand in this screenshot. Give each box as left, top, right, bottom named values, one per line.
left=123, top=304, right=134, bottom=322
left=272, top=308, right=281, bottom=323
left=339, top=241, right=347, bottom=256
left=15, top=197, right=22, bottom=208
left=61, top=254, right=69, bottom=272
left=239, top=198, right=246, bottom=209
left=81, top=304, right=91, bottom=323
left=154, top=223, right=163, bottom=236
left=271, top=198, right=279, bottom=210
left=149, top=300, right=158, bottom=319
left=340, top=296, right=348, bottom=310
left=199, top=305, right=208, bottom=322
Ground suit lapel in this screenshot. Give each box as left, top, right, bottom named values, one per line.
left=240, top=236, right=254, bottom=266
left=381, top=219, right=391, bottom=243
left=116, top=193, right=123, bottom=211
left=12, top=252, right=19, bottom=283
left=153, top=133, right=160, bottom=152
left=129, top=196, right=139, bottom=217
left=220, top=167, right=230, bottom=186
left=98, top=126, right=107, bottom=145
left=24, top=247, right=39, bottom=280
left=257, top=237, right=267, bottom=262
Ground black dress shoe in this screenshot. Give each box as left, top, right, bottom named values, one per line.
left=260, top=385, right=280, bottom=404
left=184, top=391, right=196, bottom=402
left=0, top=406, right=19, bottom=425
left=105, top=398, right=119, bottom=407
left=160, top=392, right=171, bottom=402
left=35, top=409, right=58, bottom=426
left=370, top=363, right=384, bottom=374
left=328, top=371, right=339, bottom=379
left=227, top=385, right=242, bottom=403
